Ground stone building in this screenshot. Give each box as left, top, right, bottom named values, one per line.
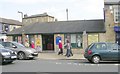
left=23, top=13, right=55, bottom=26
left=0, top=17, right=22, bottom=41
left=7, top=19, right=105, bottom=53
left=104, top=1, right=120, bottom=44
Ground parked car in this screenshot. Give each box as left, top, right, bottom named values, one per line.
left=84, top=42, right=120, bottom=64
left=0, top=42, right=38, bottom=60
left=0, top=44, right=17, bottom=64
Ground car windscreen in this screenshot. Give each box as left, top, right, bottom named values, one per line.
left=12, top=42, right=25, bottom=48
left=0, top=44, right=4, bottom=48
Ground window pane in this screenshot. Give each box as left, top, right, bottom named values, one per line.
left=71, top=34, right=76, bottom=43
left=77, top=34, right=82, bottom=48
left=95, top=43, right=106, bottom=50
left=64, top=34, right=83, bottom=48
left=0, top=24, right=2, bottom=32
left=88, top=34, right=98, bottom=45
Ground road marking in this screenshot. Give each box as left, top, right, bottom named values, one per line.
left=79, top=64, right=81, bottom=65
left=114, top=64, right=119, bottom=66
left=91, top=64, right=95, bottom=66
left=73, top=63, right=78, bottom=65
left=67, top=63, right=72, bottom=65
left=56, top=62, right=62, bottom=64
left=97, top=64, right=100, bottom=66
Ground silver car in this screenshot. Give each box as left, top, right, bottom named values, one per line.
left=1, top=42, right=38, bottom=60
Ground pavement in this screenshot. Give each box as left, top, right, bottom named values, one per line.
left=38, top=52, right=85, bottom=60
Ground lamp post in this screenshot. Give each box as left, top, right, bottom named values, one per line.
left=66, top=9, right=68, bottom=21
left=18, top=11, right=24, bottom=45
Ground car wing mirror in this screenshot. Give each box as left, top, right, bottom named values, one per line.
left=12, top=45, right=17, bottom=48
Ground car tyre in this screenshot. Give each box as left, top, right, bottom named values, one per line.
left=92, top=55, right=100, bottom=64
left=18, top=52, right=26, bottom=60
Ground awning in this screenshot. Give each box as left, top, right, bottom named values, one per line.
left=114, top=26, right=120, bottom=32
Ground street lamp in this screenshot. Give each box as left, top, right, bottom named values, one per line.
left=66, top=9, right=68, bottom=21
left=18, top=11, right=24, bottom=45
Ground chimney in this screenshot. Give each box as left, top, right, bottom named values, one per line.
left=24, top=14, right=28, bottom=18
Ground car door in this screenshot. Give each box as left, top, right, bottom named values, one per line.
left=107, top=43, right=118, bottom=61
left=117, top=44, right=120, bottom=60
left=94, top=43, right=110, bottom=60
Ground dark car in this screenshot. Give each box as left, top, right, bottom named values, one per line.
left=0, top=44, right=17, bottom=64
left=84, top=42, right=120, bottom=64
left=0, top=42, right=38, bottom=60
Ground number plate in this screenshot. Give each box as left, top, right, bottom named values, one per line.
left=34, top=53, right=38, bottom=54
left=11, top=56, right=17, bottom=59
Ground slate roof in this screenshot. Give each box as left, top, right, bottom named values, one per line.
left=104, top=1, right=120, bottom=5
left=0, top=17, right=22, bottom=26
left=7, top=19, right=105, bottom=35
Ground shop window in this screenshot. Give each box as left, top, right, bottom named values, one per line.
left=64, top=34, right=83, bottom=48
left=4, top=24, right=9, bottom=32
left=13, top=36, right=18, bottom=42
left=0, top=24, right=2, bottom=32
left=88, top=34, right=99, bottom=45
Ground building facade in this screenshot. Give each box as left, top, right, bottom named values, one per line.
left=0, top=17, right=22, bottom=41
left=104, top=1, right=120, bottom=44
left=23, top=13, right=55, bottom=26
left=7, top=20, right=105, bottom=53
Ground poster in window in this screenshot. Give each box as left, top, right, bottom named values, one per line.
left=56, top=36, right=61, bottom=45
left=71, top=34, right=76, bottom=43
left=77, top=35, right=82, bottom=47
left=88, top=34, right=98, bottom=45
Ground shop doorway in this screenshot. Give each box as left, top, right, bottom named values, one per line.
left=42, top=34, right=54, bottom=51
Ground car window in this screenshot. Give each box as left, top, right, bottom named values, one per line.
left=86, top=43, right=93, bottom=49
left=0, top=44, right=4, bottom=48
left=12, top=42, right=25, bottom=48
left=95, top=43, right=107, bottom=50
left=3, top=42, right=13, bottom=48
left=107, top=43, right=118, bottom=50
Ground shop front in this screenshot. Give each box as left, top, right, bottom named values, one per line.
left=7, top=20, right=106, bottom=53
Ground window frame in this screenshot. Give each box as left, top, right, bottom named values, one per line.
left=64, top=34, right=83, bottom=48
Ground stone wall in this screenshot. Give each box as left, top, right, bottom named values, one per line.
left=105, top=5, right=116, bottom=43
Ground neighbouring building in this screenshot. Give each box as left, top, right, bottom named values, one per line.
left=23, top=12, right=55, bottom=26
left=7, top=19, right=105, bottom=53
left=0, top=17, right=22, bottom=41
left=104, top=0, right=120, bottom=44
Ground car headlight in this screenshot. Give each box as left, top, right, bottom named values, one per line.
left=26, top=50, right=33, bottom=53
left=11, top=51, right=17, bottom=55
left=11, top=51, right=14, bottom=53
left=14, top=52, right=17, bottom=55
left=1, top=52, right=10, bottom=56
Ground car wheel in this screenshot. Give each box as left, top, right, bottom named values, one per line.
left=18, top=52, right=26, bottom=60
left=92, top=55, right=100, bottom=64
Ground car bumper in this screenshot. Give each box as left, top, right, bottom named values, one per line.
left=27, top=52, right=38, bottom=58
left=84, top=53, right=92, bottom=60
left=2, top=55, right=17, bottom=63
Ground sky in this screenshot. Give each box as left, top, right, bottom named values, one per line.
left=0, top=0, right=105, bottom=22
